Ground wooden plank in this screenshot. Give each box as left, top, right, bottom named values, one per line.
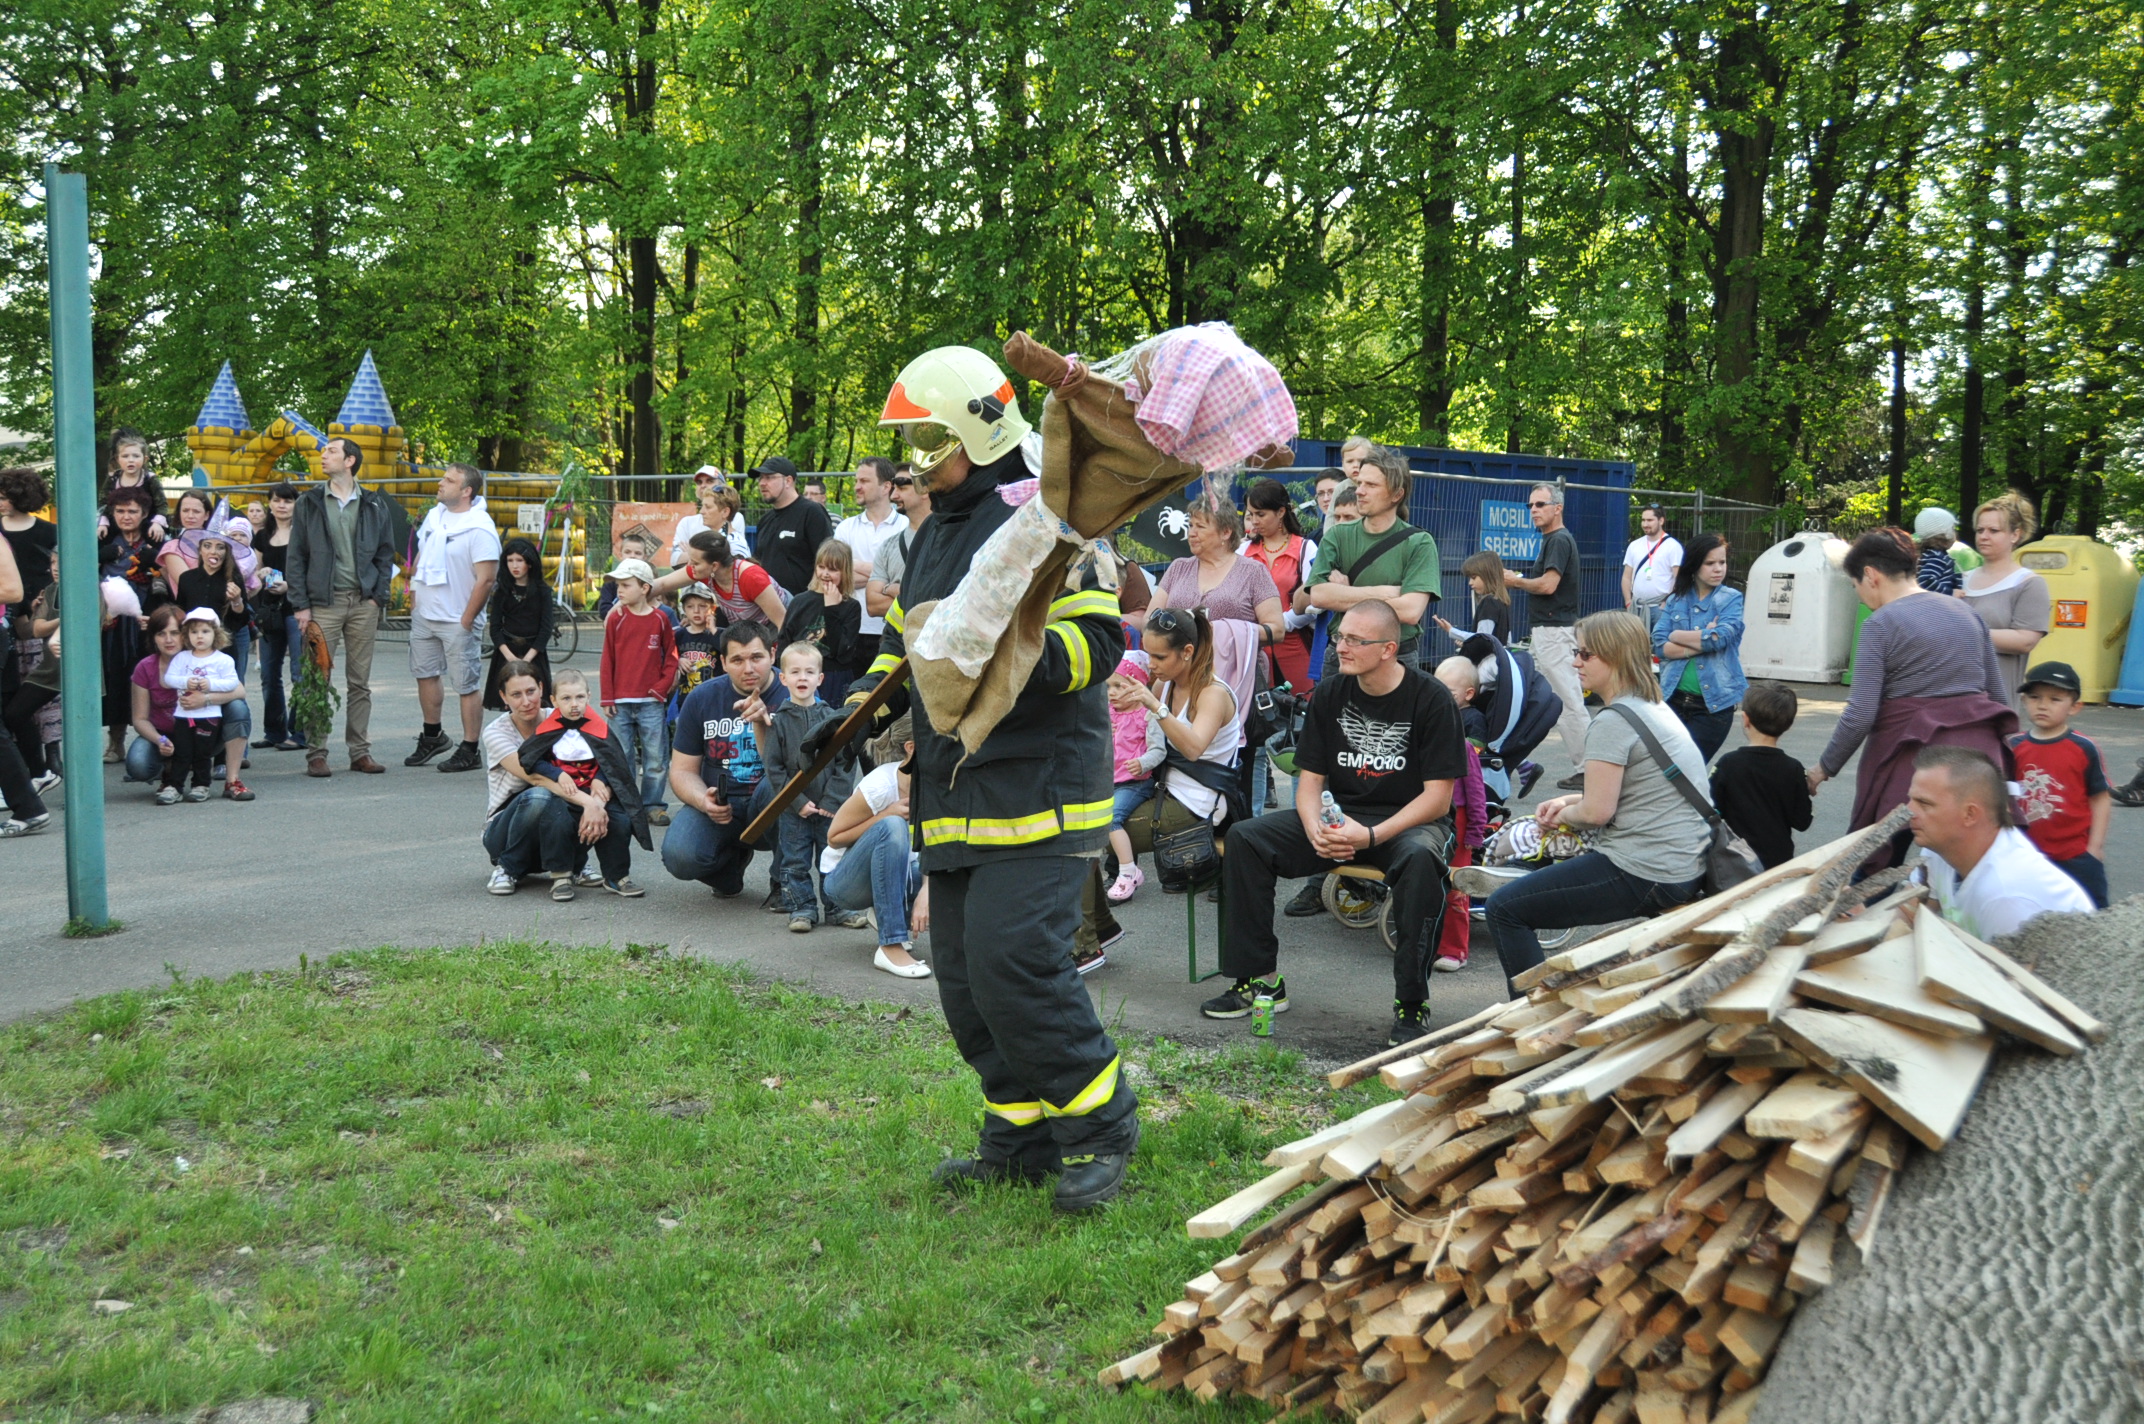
left=1530, top=1020, right=1715, bottom=1108
left=1786, top=1213, right=1836, bottom=1293
left=1600, top=941, right=1711, bottom=989
left=1743, top=1071, right=1865, bottom=1141
left=1775, top=1008, right=1994, bottom=1152
left=1663, top=1079, right=1770, bottom=1162
left=1785, top=1108, right=1870, bottom=1178
left=1699, top=941, right=1811, bottom=1025
left=1188, top=1161, right=1319, bottom=1238
left=1796, top=907, right=1900, bottom=965
left=1323, top=1096, right=1449, bottom=1180
left=1264, top=1098, right=1413, bottom=1167
left=1688, top=879, right=1817, bottom=944
left=1915, top=911, right=2084, bottom=1055
left=1943, top=921, right=2109, bottom=1043
left=1793, top=934, right=1988, bottom=1038
left=1330, top=998, right=1518, bottom=1087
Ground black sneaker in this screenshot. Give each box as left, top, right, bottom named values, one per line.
left=1555, top=770, right=1587, bottom=791
left=1283, top=880, right=1326, bottom=917
left=436, top=742, right=482, bottom=773
left=1200, top=976, right=1288, bottom=1020
left=405, top=730, right=452, bottom=766
left=1515, top=761, right=1542, bottom=798
left=1054, top=1121, right=1140, bottom=1214
left=1389, top=1001, right=1430, bottom=1047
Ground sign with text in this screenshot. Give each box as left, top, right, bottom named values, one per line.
left=516, top=503, right=546, bottom=534
left=1480, top=500, right=1541, bottom=564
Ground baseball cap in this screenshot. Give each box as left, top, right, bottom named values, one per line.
left=606, top=557, right=656, bottom=585
left=680, top=581, right=716, bottom=602
left=1912, top=507, right=1958, bottom=540
left=692, top=464, right=723, bottom=483
left=182, top=606, right=220, bottom=625
left=2019, top=661, right=2082, bottom=697
left=750, top=456, right=798, bottom=481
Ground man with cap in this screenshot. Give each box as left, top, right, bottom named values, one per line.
left=2008, top=660, right=2114, bottom=908
left=1912, top=507, right=1966, bottom=595
left=848, top=344, right=1138, bottom=1212
left=749, top=456, right=835, bottom=598
left=1620, top=503, right=1682, bottom=632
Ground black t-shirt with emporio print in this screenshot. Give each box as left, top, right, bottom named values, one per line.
left=1292, top=665, right=1467, bottom=820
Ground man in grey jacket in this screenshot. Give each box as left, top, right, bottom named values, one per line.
left=287, top=436, right=400, bottom=776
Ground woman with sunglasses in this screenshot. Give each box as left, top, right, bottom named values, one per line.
left=1483, top=610, right=1713, bottom=986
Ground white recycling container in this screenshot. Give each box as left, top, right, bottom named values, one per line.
left=1741, top=533, right=1858, bottom=683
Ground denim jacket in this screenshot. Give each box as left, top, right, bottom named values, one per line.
left=1652, top=584, right=1747, bottom=713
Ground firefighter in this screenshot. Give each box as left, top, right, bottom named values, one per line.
left=850, top=344, right=1139, bottom=1212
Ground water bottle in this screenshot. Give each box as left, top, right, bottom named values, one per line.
left=1318, top=790, right=1345, bottom=830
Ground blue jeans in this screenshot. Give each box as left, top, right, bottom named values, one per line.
left=821, top=815, right=920, bottom=946
left=541, top=801, right=634, bottom=882
left=483, top=789, right=587, bottom=880
left=610, top=701, right=669, bottom=811
left=229, top=624, right=252, bottom=684
left=124, top=699, right=248, bottom=782
left=1485, top=850, right=1705, bottom=992
left=1111, top=780, right=1156, bottom=829
left=661, top=780, right=775, bottom=895
left=2055, top=852, right=2109, bottom=910
left=779, top=810, right=836, bottom=920
left=257, top=613, right=302, bottom=742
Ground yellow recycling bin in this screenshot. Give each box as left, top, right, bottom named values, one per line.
left=2015, top=535, right=2138, bottom=702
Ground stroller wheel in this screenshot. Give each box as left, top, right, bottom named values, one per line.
left=1322, top=873, right=1388, bottom=930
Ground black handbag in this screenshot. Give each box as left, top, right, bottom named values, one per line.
left=1152, top=816, right=1220, bottom=892
left=1598, top=703, right=1762, bottom=894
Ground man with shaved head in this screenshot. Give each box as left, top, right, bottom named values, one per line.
left=1908, top=745, right=2091, bottom=939
left=1204, top=599, right=1470, bottom=1047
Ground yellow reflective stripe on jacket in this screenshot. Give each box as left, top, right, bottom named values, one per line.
left=883, top=601, right=905, bottom=635
left=919, top=800, right=1113, bottom=849
left=1042, top=1055, right=1121, bottom=1118
left=1048, top=621, right=1092, bottom=691
left=1048, top=589, right=1120, bottom=622
left=865, top=651, right=903, bottom=678
left=985, top=1098, right=1044, bottom=1127
left=1060, top=797, right=1113, bottom=833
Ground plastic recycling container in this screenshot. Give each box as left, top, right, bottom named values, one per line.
left=1741, top=533, right=1858, bottom=684
left=2015, top=535, right=2137, bottom=703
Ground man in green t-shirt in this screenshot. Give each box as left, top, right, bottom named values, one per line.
left=1306, top=448, right=1441, bottom=677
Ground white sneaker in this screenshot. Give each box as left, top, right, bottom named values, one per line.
left=488, top=868, right=518, bottom=895
left=874, top=945, right=932, bottom=979
left=573, top=869, right=606, bottom=887
left=30, top=771, right=59, bottom=795
left=1432, top=954, right=1468, bottom=973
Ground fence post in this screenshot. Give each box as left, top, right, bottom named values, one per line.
left=1693, top=488, right=1705, bottom=535
left=46, top=165, right=109, bottom=929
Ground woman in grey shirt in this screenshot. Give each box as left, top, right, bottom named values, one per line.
left=1959, top=491, right=2050, bottom=708
left=1484, top=610, right=1712, bottom=985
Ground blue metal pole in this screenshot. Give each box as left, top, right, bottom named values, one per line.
left=47, top=164, right=109, bottom=928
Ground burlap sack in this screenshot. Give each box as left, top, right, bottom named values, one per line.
left=907, top=333, right=1205, bottom=754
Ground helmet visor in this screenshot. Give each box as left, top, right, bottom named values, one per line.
left=899, top=421, right=963, bottom=472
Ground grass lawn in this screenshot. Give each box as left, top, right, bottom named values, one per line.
left=0, top=942, right=1393, bottom=1422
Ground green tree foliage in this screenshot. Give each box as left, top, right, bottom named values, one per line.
left=1, top=0, right=2138, bottom=527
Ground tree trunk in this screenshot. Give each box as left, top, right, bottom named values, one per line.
left=623, top=0, right=664, bottom=492
left=1998, top=142, right=2032, bottom=494
left=1417, top=0, right=1459, bottom=444
left=1659, top=93, right=1693, bottom=484
left=789, top=52, right=833, bottom=466
left=1959, top=151, right=1992, bottom=514
left=669, top=240, right=699, bottom=474
left=1505, top=103, right=1526, bottom=455
left=1708, top=1, right=1778, bottom=502
left=1887, top=328, right=1908, bottom=527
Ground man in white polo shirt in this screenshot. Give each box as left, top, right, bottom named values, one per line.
left=407, top=462, right=501, bottom=773
left=1621, top=503, right=1682, bottom=632
left=1908, top=745, right=2093, bottom=940
left=833, top=455, right=907, bottom=669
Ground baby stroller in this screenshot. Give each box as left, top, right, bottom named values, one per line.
left=1460, top=632, right=1563, bottom=817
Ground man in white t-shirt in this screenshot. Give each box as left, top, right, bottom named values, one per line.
left=407, top=462, right=501, bottom=772
left=833, top=455, right=908, bottom=665
left=1620, top=503, right=1683, bottom=631
left=1908, top=745, right=2093, bottom=940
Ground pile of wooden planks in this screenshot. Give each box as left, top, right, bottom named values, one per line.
left=1101, top=814, right=2105, bottom=1423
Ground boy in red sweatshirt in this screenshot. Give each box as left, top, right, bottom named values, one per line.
left=599, top=557, right=680, bottom=826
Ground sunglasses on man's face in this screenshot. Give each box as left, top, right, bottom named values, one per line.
left=1528, top=500, right=1553, bottom=509
left=891, top=476, right=914, bottom=488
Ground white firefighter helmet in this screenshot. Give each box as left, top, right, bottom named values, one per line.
left=878, top=345, right=1033, bottom=473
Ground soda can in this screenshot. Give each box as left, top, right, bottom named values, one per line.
left=1251, top=993, right=1275, bottom=1037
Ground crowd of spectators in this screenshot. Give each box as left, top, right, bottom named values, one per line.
left=0, top=435, right=2118, bottom=1042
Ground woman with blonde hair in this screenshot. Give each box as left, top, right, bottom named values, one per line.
left=1483, top=610, right=1713, bottom=984
left=1960, top=490, right=2050, bottom=708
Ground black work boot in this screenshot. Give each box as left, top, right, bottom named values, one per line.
left=932, top=1141, right=1056, bottom=1189
left=1283, top=879, right=1327, bottom=917
left=1053, top=1120, right=1140, bottom=1214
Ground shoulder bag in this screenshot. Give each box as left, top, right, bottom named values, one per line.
left=1598, top=702, right=1761, bottom=894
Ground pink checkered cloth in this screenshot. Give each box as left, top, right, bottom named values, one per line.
left=1122, top=323, right=1297, bottom=472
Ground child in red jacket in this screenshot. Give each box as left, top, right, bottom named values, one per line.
left=599, top=557, right=680, bottom=826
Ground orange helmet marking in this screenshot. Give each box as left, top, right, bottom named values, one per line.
left=881, top=382, right=934, bottom=422
left=995, top=381, right=1015, bottom=403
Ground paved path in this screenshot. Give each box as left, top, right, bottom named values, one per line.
left=8, top=641, right=2143, bottom=1060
